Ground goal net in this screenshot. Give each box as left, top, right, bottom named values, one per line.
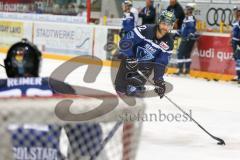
left=0, top=96, right=145, bottom=160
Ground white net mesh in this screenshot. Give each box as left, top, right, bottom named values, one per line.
left=0, top=96, right=145, bottom=160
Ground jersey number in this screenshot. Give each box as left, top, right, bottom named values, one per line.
left=0, top=88, right=53, bottom=97
left=137, top=25, right=147, bottom=31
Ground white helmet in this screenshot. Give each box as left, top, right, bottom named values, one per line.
left=185, top=3, right=196, bottom=11
left=233, top=6, right=240, bottom=11
left=124, top=0, right=132, bottom=6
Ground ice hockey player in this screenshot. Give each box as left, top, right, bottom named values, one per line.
left=115, top=10, right=176, bottom=98
left=1, top=39, right=102, bottom=159
left=174, top=3, right=197, bottom=75
left=120, top=0, right=136, bottom=38
left=120, top=0, right=135, bottom=38
left=128, top=0, right=139, bottom=27
left=231, top=6, right=240, bottom=84
left=1, top=39, right=66, bottom=160
left=233, top=6, right=239, bottom=23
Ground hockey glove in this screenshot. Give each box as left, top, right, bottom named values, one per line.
left=154, top=80, right=166, bottom=99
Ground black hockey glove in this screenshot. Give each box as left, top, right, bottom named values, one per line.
left=118, top=53, right=137, bottom=63
left=118, top=54, right=138, bottom=70
left=154, top=80, right=166, bottom=99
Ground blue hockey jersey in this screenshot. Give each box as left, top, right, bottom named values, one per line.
left=0, top=77, right=53, bottom=97
left=232, top=20, right=240, bottom=51
left=122, top=12, right=135, bottom=32
left=119, top=24, right=174, bottom=80
left=177, top=15, right=196, bottom=38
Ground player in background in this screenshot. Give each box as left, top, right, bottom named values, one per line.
left=128, top=0, right=139, bottom=26
left=115, top=10, right=176, bottom=97
left=120, top=0, right=135, bottom=39
left=233, top=6, right=239, bottom=23
left=174, top=3, right=197, bottom=75
left=1, top=39, right=103, bottom=159
left=231, top=7, right=240, bottom=84
left=230, top=7, right=238, bottom=49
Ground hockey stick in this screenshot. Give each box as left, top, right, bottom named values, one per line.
left=0, top=64, right=5, bottom=68
left=90, top=121, right=123, bottom=160
left=137, top=69, right=226, bottom=146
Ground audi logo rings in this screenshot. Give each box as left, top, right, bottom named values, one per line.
left=206, top=8, right=233, bottom=26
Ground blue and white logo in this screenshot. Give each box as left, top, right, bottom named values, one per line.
left=136, top=46, right=155, bottom=61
